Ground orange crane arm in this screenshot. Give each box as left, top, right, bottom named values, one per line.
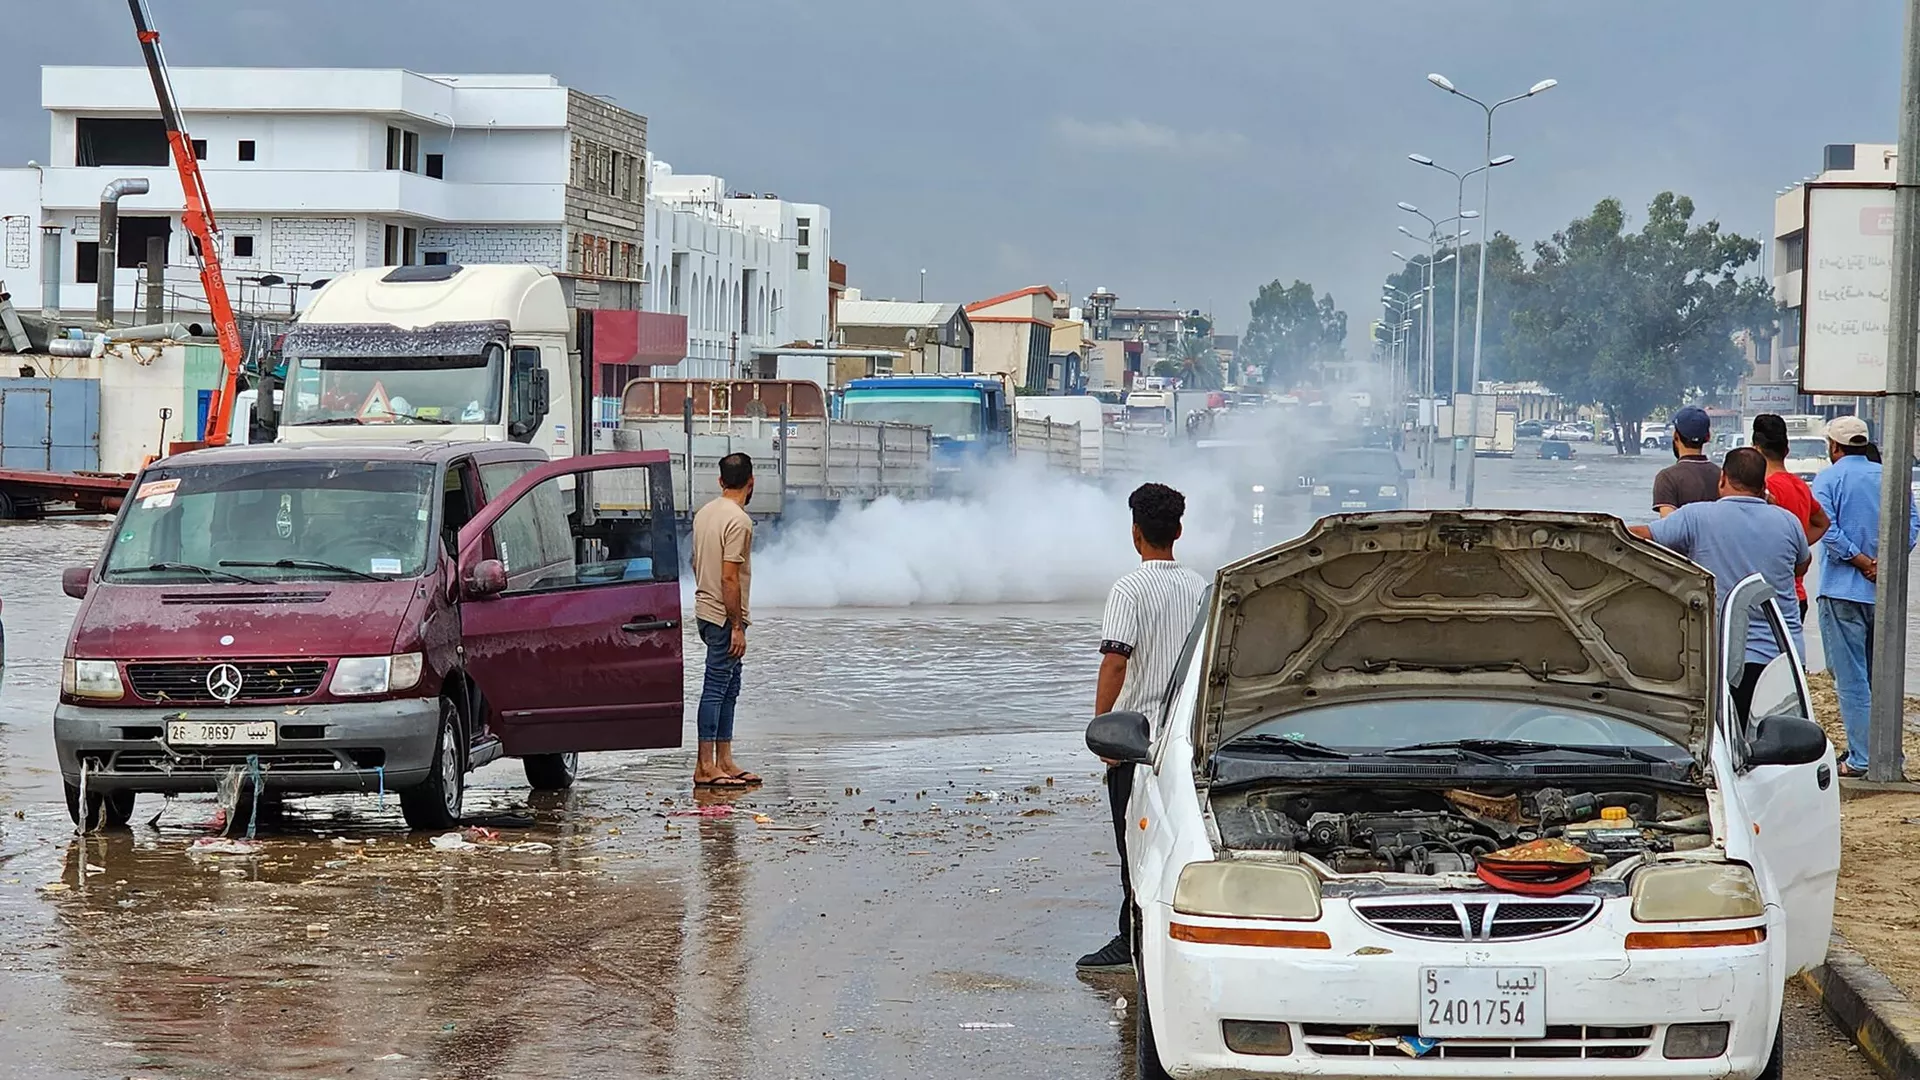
left=128, top=0, right=245, bottom=447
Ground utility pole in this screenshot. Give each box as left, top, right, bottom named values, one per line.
left=1868, top=0, right=1920, bottom=782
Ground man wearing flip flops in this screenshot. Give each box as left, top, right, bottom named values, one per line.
left=691, top=453, right=763, bottom=790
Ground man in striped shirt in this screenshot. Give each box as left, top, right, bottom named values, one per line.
left=1078, top=483, right=1210, bottom=973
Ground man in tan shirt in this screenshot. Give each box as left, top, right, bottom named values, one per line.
left=690, top=452, right=758, bottom=788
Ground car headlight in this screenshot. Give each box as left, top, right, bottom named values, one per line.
left=62, top=658, right=124, bottom=699
left=1312, top=485, right=1331, bottom=497
left=329, top=652, right=424, bottom=697
left=1631, top=862, right=1763, bottom=922
left=1250, top=484, right=1265, bottom=493
left=1174, top=861, right=1321, bottom=921
left=1377, top=486, right=1398, bottom=497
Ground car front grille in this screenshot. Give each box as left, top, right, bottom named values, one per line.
left=125, top=660, right=329, bottom=702
left=107, top=749, right=381, bottom=774
left=1301, top=1023, right=1653, bottom=1060
left=1351, top=896, right=1602, bottom=942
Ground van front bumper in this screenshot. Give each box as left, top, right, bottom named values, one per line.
left=54, top=699, right=440, bottom=795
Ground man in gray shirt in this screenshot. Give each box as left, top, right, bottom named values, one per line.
left=1630, top=447, right=1810, bottom=717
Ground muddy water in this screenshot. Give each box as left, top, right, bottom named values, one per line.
left=0, top=451, right=1890, bottom=1078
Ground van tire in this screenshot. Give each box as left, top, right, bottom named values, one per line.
left=65, top=783, right=135, bottom=830
left=523, top=752, right=579, bottom=791
left=400, top=699, right=465, bottom=831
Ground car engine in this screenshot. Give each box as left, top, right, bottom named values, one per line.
left=1211, top=786, right=1711, bottom=875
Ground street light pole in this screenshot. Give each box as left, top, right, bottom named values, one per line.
left=1399, top=209, right=1474, bottom=480
left=1868, top=0, right=1920, bottom=782
left=1428, top=73, right=1557, bottom=505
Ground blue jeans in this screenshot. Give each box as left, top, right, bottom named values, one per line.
left=696, top=619, right=743, bottom=743
left=1819, top=597, right=1874, bottom=769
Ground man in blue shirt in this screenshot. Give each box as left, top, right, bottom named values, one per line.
left=1811, top=415, right=1920, bottom=776
left=1631, top=448, right=1810, bottom=719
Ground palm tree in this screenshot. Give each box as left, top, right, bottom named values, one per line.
left=1170, top=335, right=1223, bottom=390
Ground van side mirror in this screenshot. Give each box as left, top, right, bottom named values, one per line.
left=1087, top=711, right=1152, bottom=765
left=1747, top=714, right=1830, bottom=768
left=465, top=559, right=507, bottom=598
left=61, top=566, right=91, bottom=600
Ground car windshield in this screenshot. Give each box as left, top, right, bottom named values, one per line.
left=1789, top=437, right=1827, bottom=459
left=1220, top=699, right=1682, bottom=755
left=103, top=461, right=438, bottom=582
left=1306, top=451, right=1401, bottom=480
left=283, top=352, right=503, bottom=427
left=842, top=394, right=982, bottom=438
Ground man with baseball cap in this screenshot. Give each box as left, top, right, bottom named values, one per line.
left=1812, top=414, right=1919, bottom=775
left=1652, top=406, right=1720, bottom=517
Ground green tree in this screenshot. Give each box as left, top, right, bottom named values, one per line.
left=1169, top=333, right=1224, bottom=389
left=1503, top=193, right=1775, bottom=454
left=1381, top=234, right=1527, bottom=395
left=1242, top=280, right=1347, bottom=387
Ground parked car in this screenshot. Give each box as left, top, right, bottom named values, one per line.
left=1644, top=430, right=1670, bottom=450
left=1546, top=424, right=1594, bottom=442
left=1299, top=449, right=1411, bottom=516
left=1514, top=419, right=1547, bottom=439
left=56, top=441, right=684, bottom=830
left=1092, top=510, right=1837, bottom=1080
left=1539, top=438, right=1575, bottom=460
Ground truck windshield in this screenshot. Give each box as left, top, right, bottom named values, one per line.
left=842, top=394, right=983, bottom=438
left=283, top=353, right=502, bottom=427
left=1788, top=438, right=1827, bottom=459
left=1126, top=405, right=1172, bottom=426
left=103, top=461, right=438, bottom=582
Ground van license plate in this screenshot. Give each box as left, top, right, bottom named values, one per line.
left=167, top=721, right=276, bottom=746
left=1341, top=500, right=1369, bottom=508
left=1419, top=967, right=1545, bottom=1039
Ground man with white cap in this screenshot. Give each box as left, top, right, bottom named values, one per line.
left=1811, top=415, right=1919, bottom=776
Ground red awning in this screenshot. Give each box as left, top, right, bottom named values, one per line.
left=593, top=310, right=688, bottom=366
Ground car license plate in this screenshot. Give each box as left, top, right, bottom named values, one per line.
left=166, top=720, right=276, bottom=746
left=1342, top=500, right=1369, bottom=508
left=1420, top=967, right=1545, bottom=1039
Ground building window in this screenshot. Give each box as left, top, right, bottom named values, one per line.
left=402, top=131, right=419, bottom=173
left=75, top=117, right=168, bottom=166
left=796, top=218, right=810, bottom=247
left=383, top=224, right=418, bottom=266
left=796, top=251, right=809, bottom=271
left=425, top=153, right=444, bottom=180
left=232, top=235, right=255, bottom=258
left=191, top=139, right=207, bottom=161
left=76, top=242, right=99, bottom=283
left=424, top=251, right=449, bottom=266
left=386, top=127, right=402, bottom=171
left=237, top=139, right=256, bottom=162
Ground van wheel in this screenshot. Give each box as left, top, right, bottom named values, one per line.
left=523, top=752, right=579, bottom=792
left=65, top=783, right=135, bottom=830
left=400, top=699, right=465, bottom=830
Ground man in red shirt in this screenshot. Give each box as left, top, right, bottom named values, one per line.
left=1752, top=414, right=1830, bottom=620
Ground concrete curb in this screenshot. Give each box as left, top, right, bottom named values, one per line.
left=1800, top=933, right=1920, bottom=1079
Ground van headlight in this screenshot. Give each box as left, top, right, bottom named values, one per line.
left=1631, top=862, right=1763, bottom=922
left=1377, top=486, right=1398, bottom=497
left=330, top=653, right=424, bottom=697
left=62, top=658, right=124, bottom=700
left=1174, top=861, right=1321, bottom=921
left=1312, top=485, right=1331, bottom=497
left=1250, top=484, right=1265, bottom=494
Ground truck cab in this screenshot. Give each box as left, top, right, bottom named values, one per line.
left=55, top=441, right=681, bottom=831
left=274, top=265, right=575, bottom=459
left=840, top=375, right=1013, bottom=473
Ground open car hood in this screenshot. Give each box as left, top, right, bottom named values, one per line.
left=1196, top=510, right=1716, bottom=759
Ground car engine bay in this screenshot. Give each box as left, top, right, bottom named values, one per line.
left=1211, top=785, right=1714, bottom=875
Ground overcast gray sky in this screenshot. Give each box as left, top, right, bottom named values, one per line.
left=0, top=1, right=1902, bottom=336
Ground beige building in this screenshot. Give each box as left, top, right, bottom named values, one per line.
left=965, top=285, right=1059, bottom=391
left=836, top=294, right=973, bottom=374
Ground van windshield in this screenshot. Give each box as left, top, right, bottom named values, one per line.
left=1788, top=438, right=1827, bottom=460
left=283, top=352, right=502, bottom=427
left=103, top=461, right=439, bottom=582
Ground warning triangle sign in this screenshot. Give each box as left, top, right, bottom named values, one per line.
left=357, top=380, right=393, bottom=422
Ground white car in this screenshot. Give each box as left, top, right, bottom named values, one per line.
left=1090, top=511, right=1840, bottom=1079
left=1546, top=425, right=1594, bottom=442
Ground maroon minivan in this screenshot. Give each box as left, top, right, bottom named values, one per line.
left=56, top=441, right=684, bottom=830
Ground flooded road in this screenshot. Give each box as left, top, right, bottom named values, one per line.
left=0, top=449, right=1887, bottom=1078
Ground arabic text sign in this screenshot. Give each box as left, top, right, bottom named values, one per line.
left=1743, top=382, right=1799, bottom=414
left=1802, top=184, right=1895, bottom=395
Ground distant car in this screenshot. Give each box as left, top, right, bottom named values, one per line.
left=1539, top=438, right=1575, bottom=460
left=1644, top=431, right=1669, bottom=450
left=1547, top=424, right=1594, bottom=442
left=1514, top=419, right=1546, bottom=438
left=1301, top=449, right=1410, bottom=515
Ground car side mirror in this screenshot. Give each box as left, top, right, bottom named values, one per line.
left=61, top=566, right=90, bottom=600
left=1747, top=714, right=1830, bottom=768
left=1087, top=711, right=1152, bottom=765
left=465, top=558, right=507, bottom=598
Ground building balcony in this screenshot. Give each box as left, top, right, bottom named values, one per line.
left=39, top=166, right=566, bottom=224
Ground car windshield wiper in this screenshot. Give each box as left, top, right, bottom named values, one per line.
left=114, top=561, right=259, bottom=584
left=1382, top=739, right=1669, bottom=765
left=1369, top=743, right=1514, bottom=768
left=284, top=417, right=367, bottom=426
left=220, top=558, right=387, bottom=582
left=1220, top=734, right=1352, bottom=759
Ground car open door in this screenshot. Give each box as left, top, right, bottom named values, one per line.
left=1714, top=573, right=1841, bottom=975
left=454, top=451, right=683, bottom=757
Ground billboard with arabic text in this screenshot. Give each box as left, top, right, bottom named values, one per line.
left=1800, top=183, right=1895, bottom=395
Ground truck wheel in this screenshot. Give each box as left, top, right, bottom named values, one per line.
left=65, top=783, right=135, bottom=830
left=400, top=699, right=465, bottom=830
left=523, top=752, right=579, bottom=792
left=0, top=488, right=17, bottom=521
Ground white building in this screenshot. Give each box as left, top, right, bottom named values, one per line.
left=1772, top=142, right=1897, bottom=386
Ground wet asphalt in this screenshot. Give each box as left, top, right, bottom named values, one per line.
left=0, top=447, right=1888, bottom=1078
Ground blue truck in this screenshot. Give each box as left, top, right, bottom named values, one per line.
left=840, top=376, right=1016, bottom=476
